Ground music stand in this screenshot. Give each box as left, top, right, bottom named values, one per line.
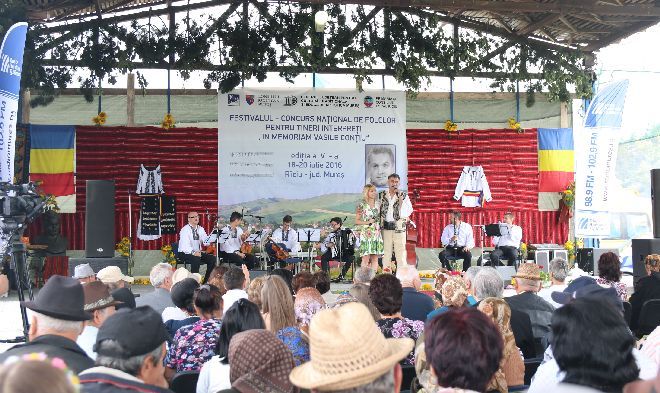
left=298, top=228, right=321, bottom=271
left=484, top=224, right=502, bottom=237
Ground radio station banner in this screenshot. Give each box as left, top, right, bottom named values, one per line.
left=574, top=80, right=629, bottom=237
left=218, top=88, right=406, bottom=226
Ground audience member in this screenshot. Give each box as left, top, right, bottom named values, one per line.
left=111, top=288, right=136, bottom=310
left=164, top=285, right=223, bottom=379
left=197, top=299, right=265, bottom=393
left=538, top=257, right=570, bottom=308
left=505, top=263, right=554, bottom=340
left=207, top=265, right=229, bottom=292
left=292, top=271, right=316, bottom=294
left=271, top=268, right=294, bottom=294
left=630, top=254, right=660, bottom=334
left=396, top=265, right=434, bottom=322
left=73, top=263, right=96, bottom=284
left=353, top=265, right=375, bottom=284
left=261, top=275, right=310, bottom=366
left=0, top=353, right=80, bottom=393
left=0, top=276, right=93, bottom=373
left=246, top=275, right=266, bottom=309
left=77, top=282, right=120, bottom=360
left=164, top=278, right=201, bottom=337
left=289, top=302, right=412, bottom=392
left=79, top=307, right=170, bottom=393
left=348, top=283, right=381, bottom=320
left=463, top=266, right=482, bottom=305
left=313, top=271, right=336, bottom=304
left=96, top=266, right=134, bottom=290
left=595, top=251, right=628, bottom=301
left=294, top=287, right=326, bottom=335
left=478, top=297, right=525, bottom=392
left=136, top=263, right=175, bottom=314
left=369, top=273, right=423, bottom=365
left=217, top=330, right=297, bottom=393
left=171, top=266, right=202, bottom=286
left=222, top=266, right=249, bottom=313
left=425, top=307, right=503, bottom=393
left=427, top=276, right=468, bottom=321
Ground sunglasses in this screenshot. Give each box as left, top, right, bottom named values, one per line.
left=189, top=216, right=199, bottom=219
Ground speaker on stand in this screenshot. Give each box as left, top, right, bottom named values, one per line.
left=85, top=180, right=116, bottom=258
left=576, top=248, right=594, bottom=273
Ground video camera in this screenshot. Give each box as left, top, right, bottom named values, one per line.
left=0, top=182, right=46, bottom=234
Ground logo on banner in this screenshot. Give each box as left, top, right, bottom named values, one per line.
left=228, top=94, right=240, bottom=106
left=284, top=96, right=298, bottom=106
left=364, top=96, right=373, bottom=108
left=576, top=211, right=609, bottom=237
left=245, top=95, right=254, bottom=105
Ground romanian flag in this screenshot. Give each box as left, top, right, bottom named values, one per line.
left=29, top=125, right=76, bottom=213
left=538, top=128, right=574, bottom=192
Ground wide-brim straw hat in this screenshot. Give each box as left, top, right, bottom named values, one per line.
left=289, top=302, right=413, bottom=390
left=513, top=263, right=542, bottom=281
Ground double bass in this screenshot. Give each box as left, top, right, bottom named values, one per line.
left=405, top=189, right=420, bottom=266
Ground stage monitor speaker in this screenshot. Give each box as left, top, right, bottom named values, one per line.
left=553, top=249, right=569, bottom=263
left=495, top=266, right=516, bottom=282
left=632, top=238, right=660, bottom=287
left=534, top=251, right=550, bottom=272
left=576, top=248, right=594, bottom=273
left=592, top=248, right=619, bottom=277
left=652, top=169, right=660, bottom=238
left=85, top=180, right=115, bottom=258
left=69, top=257, right=128, bottom=276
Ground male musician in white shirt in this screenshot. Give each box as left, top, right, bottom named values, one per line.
left=267, top=215, right=301, bottom=268
left=439, top=211, right=475, bottom=272
left=378, top=173, right=413, bottom=273
left=489, top=212, right=523, bottom=266
left=316, top=217, right=354, bottom=281
left=219, top=211, right=257, bottom=269
left=178, top=212, right=216, bottom=282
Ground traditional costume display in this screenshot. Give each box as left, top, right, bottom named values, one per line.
left=453, top=165, right=492, bottom=207
left=136, top=164, right=165, bottom=195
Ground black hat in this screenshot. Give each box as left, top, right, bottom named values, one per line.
left=551, top=276, right=623, bottom=312
left=21, top=275, right=91, bottom=321
left=95, top=306, right=170, bottom=358
left=111, top=288, right=136, bottom=310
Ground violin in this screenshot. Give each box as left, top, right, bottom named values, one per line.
left=239, top=226, right=253, bottom=254
left=266, top=236, right=290, bottom=261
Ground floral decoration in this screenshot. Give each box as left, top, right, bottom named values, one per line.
left=444, top=120, right=458, bottom=132
left=161, top=244, right=177, bottom=266
left=520, top=242, right=528, bottom=261
left=507, top=117, right=523, bottom=133
left=92, top=111, right=107, bottom=126
left=161, top=113, right=176, bottom=129
left=561, top=181, right=575, bottom=209
left=115, top=236, right=135, bottom=275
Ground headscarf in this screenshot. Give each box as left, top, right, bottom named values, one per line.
left=294, top=287, right=326, bottom=327
left=478, top=297, right=517, bottom=393
left=441, top=277, right=468, bottom=308
left=229, top=330, right=297, bottom=393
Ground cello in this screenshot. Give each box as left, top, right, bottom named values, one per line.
left=405, top=189, right=420, bottom=266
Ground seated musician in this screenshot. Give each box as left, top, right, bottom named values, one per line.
left=315, top=217, right=355, bottom=282
left=218, top=211, right=257, bottom=269
left=266, top=215, right=302, bottom=268
left=179, top=211, right=216, bottom=283
left=438, top=211, right=474, bottom=272
left=488, top=212, right=522, bottom=266
left=29, top=210, right=68, bottom=285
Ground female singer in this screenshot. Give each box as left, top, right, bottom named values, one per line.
left=355, top=184, right=384, bottom=271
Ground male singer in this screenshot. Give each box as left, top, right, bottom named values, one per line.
left=439, top=211, right=474, bottom=272
left=178, top=211, right=216, bottom=282
left=489, top=212, right=523, bottom=266
left=378, top=173, right=413, bottom=272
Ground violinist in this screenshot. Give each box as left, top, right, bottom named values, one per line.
left=315, top=217, right=355, bottom=282
left=266, top=215, right=301, bottom=268
left=179, top=211, right=216, bottom=282
left=218, top=211, right=257, bottom=269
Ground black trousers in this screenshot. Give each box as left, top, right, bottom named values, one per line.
left=320, top=250, right=353, bottom=278
left=488, top=246, right=519, bottom=266
left=180, top=252, right=216, bottom=282
left=439, top=246, right=472, bottom=272
left=218, top=251, right=257, bottom=270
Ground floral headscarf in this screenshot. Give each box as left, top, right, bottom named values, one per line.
left=478, top=297, right=517, bottom=393
left=294, top=287, right=326, bottom=327
left=441, top=276, right=468, bottom=308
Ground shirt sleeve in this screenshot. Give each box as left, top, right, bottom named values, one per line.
left=440, top=225, right=452, bottom=247
left=511, top=225, right=523, bottom=245
left=399, top=195, right=413, bottom=219
left=196, top=361, right=211, bottom=393
left=199, top=227, right=210, bottom=246
left=320, top=234, right=332, bottom=253
left=453, top=167, right=467, bottom=200
left=271, top=228, right=283, bottom=243
left=480, top=167, right=493, bottom=202
left=466, top=224, right=475, bottom=249
left=179, top=226, right=194, bottom=254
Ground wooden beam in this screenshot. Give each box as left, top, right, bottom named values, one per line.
left=584, top=20, right=658, bottom=50
left=126, top=73, right=135, bottom=126
left=517, top=14, right=561, bottom=36
left=558, top=16, right=578, bottom=32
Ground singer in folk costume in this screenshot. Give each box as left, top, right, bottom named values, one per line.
left=355, top=184, right=384, bottom=271
left=378, top=173, right=413, bottom=273
left=439, top=211, right=475, bottom=272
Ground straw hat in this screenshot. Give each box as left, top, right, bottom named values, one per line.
left=513, top=263, right=541, bottom=281
left=171, top=267, right=202, bottom=286
left=97, top=266, right=134, bottom=284
left=289, top=302, right=413, bottom=390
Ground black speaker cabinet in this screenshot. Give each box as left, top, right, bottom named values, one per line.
left=576, top=248, right=594, bottom=273
left=85, top=180, right=115, bottom=258
left=652, top=169, right=660, bottom=238
left=632, top=238, right=660, bottom=287
left=69, top=257, right=128, bottom=276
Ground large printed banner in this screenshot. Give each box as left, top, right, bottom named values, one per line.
left=218, top=89, right=406, bottom=226
left=574, top=80, right=629, bottom=237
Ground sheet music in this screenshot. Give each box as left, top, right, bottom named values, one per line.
left=498, top=223, right=511, bottom=237
left=297, top=228, right=321, bottom=242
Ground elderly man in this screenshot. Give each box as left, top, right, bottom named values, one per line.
left=505, top=263, right=555, bottom=341
left=353, top=265, right=375, bottom=285
left=79, top=307, right=172, bottom=393
left=77, top=281, right=120, bottom=360
left=0, top=275, right=94, bottom=373
left=136, top=263, right=175, bottom=314
left=97, top=266, right=134, bottom=290
left=290, top=302, right=412, bottom=392
left=396, top=265, right=434, bottom=322
left=538, top=257, right=569, bottom=308
left=73, top=263, right=97, bottom=283
left=463, top=266, right=482, bottom=306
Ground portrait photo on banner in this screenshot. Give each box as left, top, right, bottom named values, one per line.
left=365, top=144, right=396, bottom=188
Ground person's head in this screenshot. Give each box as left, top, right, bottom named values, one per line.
left=223, top=266, right=246, bottom=291
left=282, top=215, right=293, bottom=231
left=552, top=297, right=639, bottom=391
left=0, top=354, right=79, bottom=393
left=441, top=276, right=468, bottom=308
left=247, top=275, right=267, bottom=309
left=503, top=212, right=515, bottom=225
left=73, top=263, right=96, bottom=284
left=367, top=147, right=394, bottom=187
left=426, top=308, right=503, bottom=392
left=387, top=173, right=400, bottom=191
left=353, top=266, right=375, bottom=284
left=349, top=283, right=381, bottom=321
left=450, top=211, right=461, bottom=225
left=229, top=211, right=243, bottom=225
left=598, top=252, right=622, bottom=282
left=43, top=210, right=61, bottom=237
left=477, top=297, right=513, bottom=338
left=362, top=184, right=378, bottom=203
left=193, top=284, right=223, bottom=319
left=395, top=265, right=421, bottom=290
left=111, top=288, right=136, bottom=311
left=463, top=266, right=482, bottom=296
left=289, top=302, right=412, bottom=392
left=148, top=263, right=173, bottom=290
left=187, top=211, right=200, bottom=226
left=96, top=266, right=134, bottom=290
left=551, top=276, right=624, bottom=314
left=170, top=278, right=200, bottom=315
left=215, top=299, right=265, bottom=363
left=512, top=263, right=542, bottom=293
left=292, top=271, right=316, bottom=294
left=294, top=287, right=326, bottom=329
left=645, top=254, right=660, bottom=275
left=83, top=281, right=119, bottom=328
left=313, top=271, right=331, bottom=295
left=368, top=273, right=403, bottom=317
left=329, top=217, right=343, bottom=231
left=95, top=307, right=170, bottom=387
left=171, top=267, right=202, bottom=287
left=549, top=257, right=570, bottom=283
left=271, top=268, right=295, bottom=294
left=473, top=267, right=504, bottom=300
left=261, top=275, right=296, bottom=332
left=207, top=265, right=229, bottom=292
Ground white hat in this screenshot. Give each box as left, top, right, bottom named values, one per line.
left=73, top=263, right=95, bottom=279
left=171, top=267, right=202, bottom=286
left=97, top=266, right=134, bottom=284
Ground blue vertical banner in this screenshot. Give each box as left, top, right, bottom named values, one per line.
left=0, top=22, right=28, bottom=183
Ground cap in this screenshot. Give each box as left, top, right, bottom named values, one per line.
left=97, top=266, right=134, bottom=284
left=551, top=276, right=623, bottom=312
left=73, top=264, right=95, bottom=279
left=95, top=306, right=170, bottom=357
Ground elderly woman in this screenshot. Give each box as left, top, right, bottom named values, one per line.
left=349, top=283, right=381, bottom=321
left=478, top=297, right=525, bottom=393
left=595, top=251, right=628, bottom=301
left=630, top=254, right=660, bottom=335
left=426, top=276, right=469, bottom=322
left=368, top=273, right=424, bottom=365
left=293, top=287, right=326, bottom=335
left=538, top=257, right=570, bottom=308
left=246, top=275, right=266, bottom=309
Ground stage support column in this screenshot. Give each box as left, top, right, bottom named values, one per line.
left=560, top=101, right=569, bottom=128
left=21, top=89, right=30, bottom=124
left=127, top=73, right=135, bottom=127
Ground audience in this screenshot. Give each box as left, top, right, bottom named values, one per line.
left=171, top=266, right=202, bottom=286
left=396, top=265, right=434, bottom=322
left=222, top=266, right=249, bottom=313
left=505, top=263, right=554, bottom=340
left=111, top=287, right=136, bottom=310
left=164, top=284, right=223, bottom=379
left=0, top=353, right=80, bottom=393
left=463, top=266, right=482, bottom=305
left=349, top=283, right=382, bottom=321
left=197, top=299, right=265, bottom=393
left=0, top=276, right=94, bottom=373
left=73, top=263, right=96, bottom=284
left=79, top=307, right=170, bottom=393
left=313, top=271, right=336, bottom=304
left=426, top=276, right=468, bottom=321
left=353, top=265, right=375, bottom=284
left=290, top=302, right=412, bottom=392
left=96, top=266, right=134, bottom=290
left=538, top=257, right=570, bottom=308
left=136, top=263, right=175, bottom=314
left=369, top=273, right=423, bottom=365
left=77, top=282, right=120, bottom=360
left=261, top=275, right=310, bottom=366
left=207, top=265, right=229, bottom=292
left=595, top=251, right=628, bottom=301
left=630, top=254, right=660, bottom=335
left=293, top=287, right=326, bottom=335
left=246, top=275, right=266, bottom=309
left=164, top=278, right=200, bottom=336
left=292, top=271, right=316, bottom=294
left=271, top=268, right=294, bottom=294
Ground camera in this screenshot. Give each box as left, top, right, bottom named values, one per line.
left=0, top=182, right=46, bottom=234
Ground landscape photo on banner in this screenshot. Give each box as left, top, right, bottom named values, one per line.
left=218, top=89, right=407, bottom=229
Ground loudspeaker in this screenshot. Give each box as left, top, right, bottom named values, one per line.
left=69, top=257, right=128, bottom=276
left=576, top=248, right=594, bottom=273
left=592, top=248, right=619, bottom=277
left=534, top=250, right=550, bottom=272
left=652, top=169, right=660, bottom=238
left=553, top=249, right=569, bottom=262
left=632, top=238, right=660, bottom=286
left=85, top=180, right=115, bottom=258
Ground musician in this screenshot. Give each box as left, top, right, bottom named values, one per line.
left=266, top=215, right=301, bottom=268
left=218, top=211, right=257, bottom=269
left=489, top=212, right=522, bottom=266
left=439, top=211, right=474, bottom=272
left=378, top=173, right=413, bottom=273
left=178, top=211, right=216, bottom=282
left=315, top=217, right=355, bottom=282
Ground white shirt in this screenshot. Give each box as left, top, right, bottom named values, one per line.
left=219, top=226, right=243, bottom=254
left=162, top=306, right=188, bottom=322
left=179, top=224, right=209, bottom=254
left=197, top=356, right=231, bottom=393
left=77, top=325, right=99, bottom=360
left=271, top=227, right=300, bottom=253
left=493, top=224, right=522, bottom=248
left=384, top=192, right=413, bottom=222
left=538, top=284, right=567, bottom=308
left=222, top=289, right=248, bottom=313
left=441, top=222, right=475, bottom=249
